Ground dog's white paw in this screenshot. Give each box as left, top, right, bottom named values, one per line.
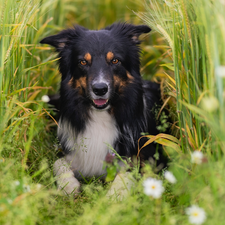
left=56, top=172, right=80, bottom=195
left=53, top=158, right=80, bottom=195
left=106, top=172, right=135, bottom=200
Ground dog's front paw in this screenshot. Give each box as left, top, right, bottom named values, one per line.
left=53, top=158, right=80, bottom=195
left=57, top=173, right=80, bottom=195
left=106, top=172, right=135, bottom=200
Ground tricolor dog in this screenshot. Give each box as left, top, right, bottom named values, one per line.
left=40, top=23, right=167, bottom=195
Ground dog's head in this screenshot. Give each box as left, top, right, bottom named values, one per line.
left=40, top=23, right=151, bottom=110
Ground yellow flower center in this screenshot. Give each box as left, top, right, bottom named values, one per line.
left=151, top=185, right=156, bottom=189
left=193, top=212, right=199, bottom=217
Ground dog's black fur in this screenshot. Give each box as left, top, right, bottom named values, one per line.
left=41, top=23, right=167, bottom=182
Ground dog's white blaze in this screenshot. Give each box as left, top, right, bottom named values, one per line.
left=91, top=70, right=110, bottom=99
left=92, top=70, right=109, bottom=86
left=58, top=110, right=118, bottom=178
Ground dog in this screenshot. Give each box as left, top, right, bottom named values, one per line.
left=40, top=23, right=167, bottom=195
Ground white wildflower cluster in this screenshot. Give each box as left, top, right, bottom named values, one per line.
left=142, top=155, right=207, bottom=224
left=191, top=151, right=204, bottom=164
left=186, top=205, right=206, bottom=225
left=143, top=178, right=164, bottom=199
left=143, top=171, right=177, bottom=198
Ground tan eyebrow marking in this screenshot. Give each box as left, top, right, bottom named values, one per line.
left=84, top=53, right=92, bottom=63
left=106, top=51, right=114, bottom=62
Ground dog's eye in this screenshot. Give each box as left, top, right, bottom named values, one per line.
left=79, top=60, right=87, bottom=66
left=111, top=58, right=119, bottom=64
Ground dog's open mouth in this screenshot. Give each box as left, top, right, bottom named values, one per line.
left=92, top=99, right=109, bottom=109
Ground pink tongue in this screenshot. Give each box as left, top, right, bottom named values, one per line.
left=93, top=99, right=107, bottom=106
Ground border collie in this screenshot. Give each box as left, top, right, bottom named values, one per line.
left=40, top=23, right=167, bottom=195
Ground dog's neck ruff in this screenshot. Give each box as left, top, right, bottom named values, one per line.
left=58, top=109, right=118, bottom=178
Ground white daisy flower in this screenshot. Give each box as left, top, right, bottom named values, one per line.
left=186, top=205, right=206, bottom=224
left=41, top=95, right=50, bottom=103
left=164, top=171, right=177, bottom=184
left=143, top=178, right=164, bottom=199
left=191, top=151, right=204, bottom=164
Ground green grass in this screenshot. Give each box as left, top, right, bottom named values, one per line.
left=1, top=0, right=225, bottom=224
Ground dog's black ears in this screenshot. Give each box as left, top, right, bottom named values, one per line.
left=40, top=30, right=71, bottom=52
left=40, top=26, right=87, bottom=51
left=129, top=25, right=151, bottom=44
left=105, top=23, right=151, bottom=44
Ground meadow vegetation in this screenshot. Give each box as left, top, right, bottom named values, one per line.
left=0, top=0, right=225, bottom=224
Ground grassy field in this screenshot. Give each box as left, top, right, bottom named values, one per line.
left=1, top=0, right=225, bottom=224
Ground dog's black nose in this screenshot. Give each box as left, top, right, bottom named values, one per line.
left=92, top=83, right=108, bottom=96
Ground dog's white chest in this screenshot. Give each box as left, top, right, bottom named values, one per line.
left=58, top=110, right=118, bottom=178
